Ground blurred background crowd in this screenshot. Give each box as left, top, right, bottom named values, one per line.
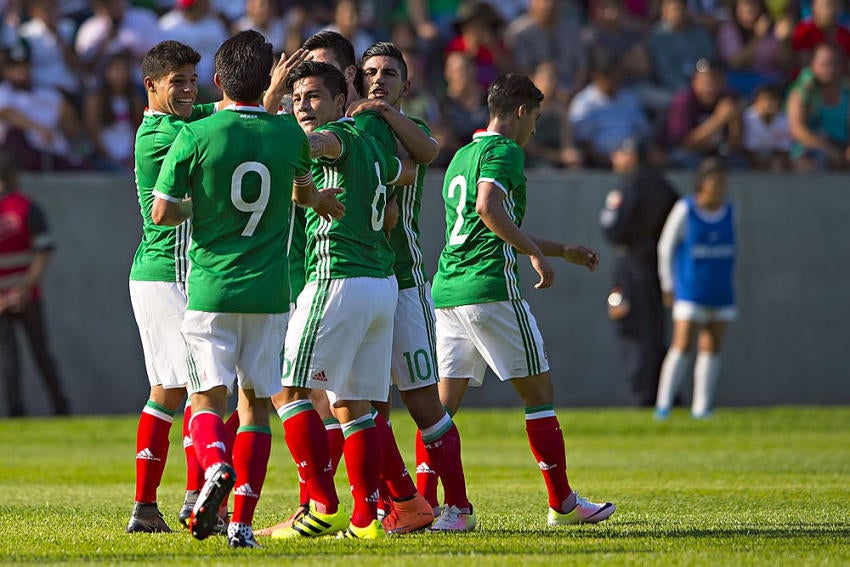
left=1, top=0, right=850, bottom=172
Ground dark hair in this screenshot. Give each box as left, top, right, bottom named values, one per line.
left=361, top=42, right=408, bottom=81
left=96, top=50, right=136, bottom=126
left=303, top=30, right=356, bottom=71
left=214, top=30, right=274, bottom=102
left=141, top=40, right=200, bottom=81
left=589, top=48, right=619, bottom=78
left=695, top=156, right=726, bottom=191
left=487, top=73, right=544, bottom=118
left=0, top=151, right=18, bottom=189
left=286, top=60, right=348, bottom=104
left=752, top=84, right=782, bottom=101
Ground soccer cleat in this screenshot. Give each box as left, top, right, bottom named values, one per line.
left=212, top=511, right=230, bottom=536
left=548, top=493, right=616, bottom=526
left=178, top=490, right=200, bottom=528
left=340, top=519, right=385, bottom=539
left=691, top=410, right=713, bottom=420
left=654, top=407, right=670, bottom=421
left=255, top=503, right=309, bottom=536
left=189, top=462, right=236, bottom=540
left=271, top=503, right=349, bottom=538
left=126, top=502, right=173, bottom=533
left=430, top=505, right=477, bottom=532
left=228, top=523, right=261, bottom=549
left=381, top=493, right=435, bottom=534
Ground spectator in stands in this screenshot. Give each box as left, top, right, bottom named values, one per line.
left=687, top=0, right=732, bottom=31
left=406, top=0, right=463, bottom=42
left=0, top=151, right=69, bottom=417
left=716, top=0, right=793, bottom=98
left=83, top=50, right=144, bottom=170
left=399, top=41, right=442, bottom=126
left=159, top=0, right=228, bottom=98
left=569, top=49, right=652, bottom=168
left=587, top=0, right=657, bottom=29
left=0, top=39, right=85, bottom=171
left=786, top=43, right=850, bottom=171
left=17, top=0, right=81, bottom=99
left=791, top=0, right=850, bottom=67
left=433, top=51, right=488, bottom=165
left=210, top=0, right=246, bottom=23
left=445, top=0, right=514, bottom=91
left=647, top=0, right=716, bottom=98
left=232, top=0, right=294, bottom=55
left=76, top=0, right=161, bottom=73
left=742, top=84, right=792, bottom=169
left=506, top=0, right=587, bottom=96
left=322, top=0, right=376, bottom=61
left=525, top=61, right=583, bottom=168
left=661, top=58, right=743, bottom=168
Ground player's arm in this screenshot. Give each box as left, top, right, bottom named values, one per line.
left=151, top=196, right=191, bottom=226
left=530, top=236, right=599, bottom=272
left=308, top=131, right=343, bottom=160
left=292, top=172, right=345, bottom=222
left=475, top=181, right=554, bottom=289
left=349, top=99, right=439, bottom=164
left=152, top=128, right=195, bottom=226
left=383, top=193, right=400, bottom=236
left=657, top=199, right=687, bottom=305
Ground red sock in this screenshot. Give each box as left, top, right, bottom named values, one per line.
left=231, top=426, right=272, bottom=526
left=415, top=429, right=439, bottom=508
left=189, top=410, right=228, bottom=471
left=183, top=405, right=204, bottom=491
left=135, top=401, right=175, bottom=503
left=525, top=410, right=571, bottom=510
left=424, top=423, right=470, bottom=509
left=224, top=411, right=240, bottom=458
left=279, top=400, right=339, bottom=513
left=373, top=414, right=416, bottom=500
left=342, top=417, right=381, bottom=528
left=324, top=417, right=345, bottom=476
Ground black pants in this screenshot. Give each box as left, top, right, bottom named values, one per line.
left=0, top=298, right=68, bottom=416
left=612, top=255, right=667, bottom=407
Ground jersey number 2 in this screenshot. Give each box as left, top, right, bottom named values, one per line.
left=231, top=161, right=271, bottom=237
left=447, top=175, right=469, bottom=245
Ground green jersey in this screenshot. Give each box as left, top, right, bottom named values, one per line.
left=354, top=112, right=432, bottom=290
left=130, top=104, right=216, bottom=282
left=432, top=131, right=528, bottom=308
left=305, top=118, right=402, bottom=282
left=155, top=105, right=312, bottom=313
left=287, top=205, right=307, bottom=304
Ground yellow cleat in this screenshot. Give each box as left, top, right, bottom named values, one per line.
left=271, top=503, right=349, bottom=538
left=341, top=519, right=385, bottom=539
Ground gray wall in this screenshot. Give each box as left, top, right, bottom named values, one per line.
left=10, top=171, right=850, bottom=416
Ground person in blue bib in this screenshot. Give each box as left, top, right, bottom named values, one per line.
left=655, top=157, right=736, bottom=419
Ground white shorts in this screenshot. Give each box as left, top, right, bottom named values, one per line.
left=282, top=277, right=398, bottom=402
left=182, top=310, right=288, bottom=398
left=436, top=299, right=549, bottom=386
left=129, top=280, right=188, bottom=389
left=392, top=284, right=439, bottom=392
left=672, top=300, right=737, bottom=324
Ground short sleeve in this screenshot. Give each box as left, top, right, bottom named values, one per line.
left=315, top=122, right=350, bottom=165
left=353, top=112, right=397, bottom=155
left=189, top=103, right=217, bottom=121
left=27, top=202, right=54, bottom=251
left=153, top=126, right=197, bottom=202
left=478, top=142, right=524, bottom=194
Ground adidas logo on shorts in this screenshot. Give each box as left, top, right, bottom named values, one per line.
left=311, top=370, right=328, bottom=382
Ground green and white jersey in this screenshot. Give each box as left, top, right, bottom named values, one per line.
left=154, top=105, right=312, bottom=314
left=130, top=104, right=216, bottom=282
left=432, top=131, right=528, bottom=308
left=354, top=111, right=432, bottom=290
left=287, top=205, right=307, bottom=304
left=305, top=118, right=402, bottom=282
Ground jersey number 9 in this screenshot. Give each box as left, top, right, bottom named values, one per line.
left=231, top=161, right=271, bottom=237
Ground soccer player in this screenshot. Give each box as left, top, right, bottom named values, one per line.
left=352, top=41, right=474, bottom=533
left=270, top=60, right=416, bottom=540
left=431, top=73, right=616, bottom=527
left=655, top=157, right=736, bottom=420
left=151, top=31, right=344, bottom=548
left=127, top=40, right=221, bottom=534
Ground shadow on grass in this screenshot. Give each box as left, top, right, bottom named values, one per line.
left=486, top=523, right=850, bottom=539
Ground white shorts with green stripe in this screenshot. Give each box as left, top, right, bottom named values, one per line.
left=182, top=310, right=288, bottom=397
left=282, top=276, right=398, bottom=402
left=435, top=299, right=549, bottom=385
left=391, top=284, right=439, bottom=392
left=129, top=280, right=188, bottom=389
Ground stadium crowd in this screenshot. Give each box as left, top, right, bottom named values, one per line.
left=0, top=0, right=849, bottom=171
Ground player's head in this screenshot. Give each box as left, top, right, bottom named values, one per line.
left=360, top=42, right=409, bottom=107
left=288, top=61, right=348, bottom=133
left=0, top=151, right=18, bottom=194
left=610, top=137, right=646, bottom=173
left=213, top=30, right=274, bottom=104
left=694, top=156, right=727, bottom=208
left=487, top=73, right=544, bottom=147
left=303, top=30, right=358, bottom=86
left=141, top=40, right=200, bottom=118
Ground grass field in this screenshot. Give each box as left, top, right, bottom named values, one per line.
left=1, top=406, right=848, bottom=565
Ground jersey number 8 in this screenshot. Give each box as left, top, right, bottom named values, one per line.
left=231, top=161, right=271, bottom=237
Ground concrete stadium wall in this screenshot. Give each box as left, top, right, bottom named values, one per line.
left=9, top=171, right=850, bottom=416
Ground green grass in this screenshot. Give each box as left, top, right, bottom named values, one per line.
left=1, top=407, right=848, bottom=565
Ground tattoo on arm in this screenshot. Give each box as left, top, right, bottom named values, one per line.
left=309, top=133, right=325, bottom=158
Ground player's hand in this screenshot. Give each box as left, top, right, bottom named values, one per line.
left=6, top=285, right=31, bottom=313
left=530, top=254, right=555, bottom=289
left=346, top=98, right=388, bottom=117
left=270, top=49, right=310, bottom=96
left=312, top=187, right=345, bottom=222
left=562, top=244, right=599, bottom=272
